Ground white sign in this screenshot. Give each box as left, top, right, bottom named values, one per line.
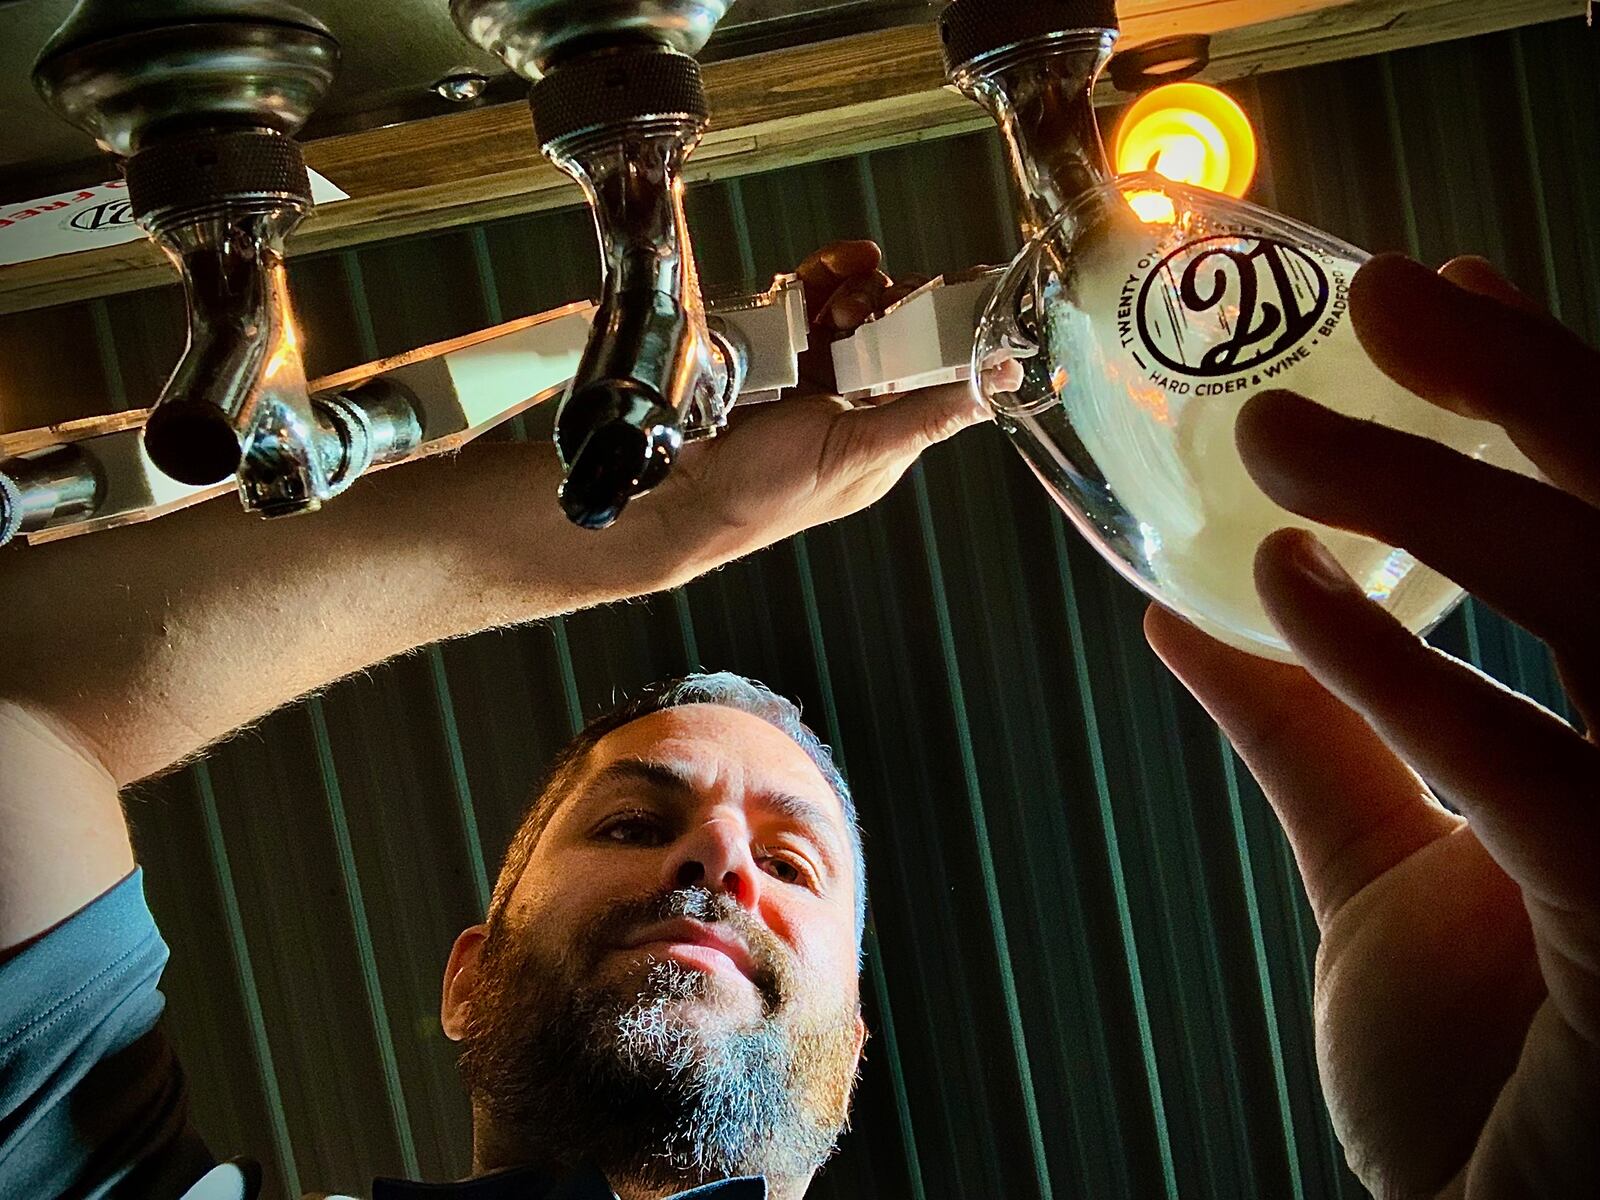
left=0, top=170, right=349, bottom=267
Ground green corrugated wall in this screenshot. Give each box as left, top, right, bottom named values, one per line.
left=1, top=18, right=1594, bottom=1200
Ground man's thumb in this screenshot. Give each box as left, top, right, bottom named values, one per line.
left=856, top=381, right=990, bottom=459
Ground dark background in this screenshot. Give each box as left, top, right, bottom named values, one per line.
left=1, top=18, right=1594, bottom=1199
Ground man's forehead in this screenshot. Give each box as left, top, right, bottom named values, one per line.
left=584, top=703, right=839, bottom=806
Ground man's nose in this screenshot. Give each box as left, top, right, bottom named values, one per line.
left=665, top=819, right=762, bottom=911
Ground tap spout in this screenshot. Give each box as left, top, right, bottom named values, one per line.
left=143, top=201, right=328, bottom=516
left=32, top=3, right=341, bottom=519
left=451, top=2, right=740, bottom=528
left=534, top=45, right=726, bottom=529
left=126, top=127, right=331, bottom=517
left=941, top=0, right=1121, bottom=242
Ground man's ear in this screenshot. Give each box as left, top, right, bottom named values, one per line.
left=441, top=923, right=489, bottom=1042
left=852, top=1012, right=868, bottom=1063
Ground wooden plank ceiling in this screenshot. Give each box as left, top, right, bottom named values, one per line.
left=0, top=0, right=1584, bottom=315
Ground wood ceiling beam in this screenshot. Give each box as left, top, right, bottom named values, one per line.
left=0, top=0, right=1582, bottom=316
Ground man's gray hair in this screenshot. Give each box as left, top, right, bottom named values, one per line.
left=488, top=672, right=867, bottom=947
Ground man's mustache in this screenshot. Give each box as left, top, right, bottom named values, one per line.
left=586, top=886, right=791, bottom=1012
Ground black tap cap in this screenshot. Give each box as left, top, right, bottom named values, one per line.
left=125, top=127, right=312, bottom=224
left=940, top=0, right=1120, bottom=78
left=531, top=45, right=708, bottom=151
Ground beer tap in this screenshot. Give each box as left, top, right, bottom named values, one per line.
left=28, top=0, right=405, bottom=519
left=940, top=0, right=1119, bottom=243
left=451, top=1, right=747, bottom=530
left=831, top=0, right=1120, bottom=400
left=3, top=0, right=805, bottom=548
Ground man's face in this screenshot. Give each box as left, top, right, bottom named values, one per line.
left=444, top=704, right=865, bottom=1192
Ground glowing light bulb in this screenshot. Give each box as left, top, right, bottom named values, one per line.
left=1151, top=131, right=1208, bottom=182
left=1113, top=82, right=1257, bottom=198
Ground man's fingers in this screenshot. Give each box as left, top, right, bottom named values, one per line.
left=817, top=271, right=892, bottom=335
left=1351, top=253, right=1600, bottom=507
left=1257, top=528, right=1600, bottom=914
left=793, top=241, right=881, bottom=395
left=1144, top=605, right=1460, bottom=928
left=1438, top=255, right=1547, bottom=316
left=797, top=240, right=882, bottom=321
left=1237, top=390, right=1600, bottom=663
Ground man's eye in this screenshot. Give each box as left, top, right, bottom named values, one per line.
left=598, top=814, right=668, bottom=845
left=760, top=853, right=813, bottom=888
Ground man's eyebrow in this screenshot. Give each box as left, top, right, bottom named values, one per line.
left=753, top=790, right=849, bottom=871
left=585, top=757, right=695, bottom=798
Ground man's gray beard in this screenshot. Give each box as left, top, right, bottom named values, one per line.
left=458, top=889, right=859, bottom=1191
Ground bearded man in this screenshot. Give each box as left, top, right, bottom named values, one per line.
left=441, top=675, right=867, bottom=1198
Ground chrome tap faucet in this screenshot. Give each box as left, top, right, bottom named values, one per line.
left=137, top=183, right=327, bottom=516
left=940, top=0, right=1121, bottom=243
left=33, top=0, right=342, bottom=516
left=451, top=0, right=746, bottom=529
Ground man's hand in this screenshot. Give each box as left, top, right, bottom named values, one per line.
left=1146, top=254, right=1600, bottom=1199
left=667, top=240, right=983, bottom=562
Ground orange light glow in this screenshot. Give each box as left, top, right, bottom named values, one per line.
left=264, top=305, right=302, bottom=382
left=1125, top=189, right=1177, bottom=224
left=1113, top=82, right=1257, bottom=199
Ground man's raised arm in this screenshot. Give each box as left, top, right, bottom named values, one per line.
left=0, top=238, right=985, bottom=950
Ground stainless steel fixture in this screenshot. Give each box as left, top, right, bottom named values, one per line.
left=824, top=3, right=1128, bottom=411
left=0, top=278, right=807, bottom=547
left=0, top=0, right=938, bottom=191
left=452, top=0, right=745, bottom=529
left=939, top=0, right=1120, bottom=243
left=31, top=0, right=349, bottom=516
left=451, top=0, right=733, bottom=79
left=0, top=444, right=101, bottom=547
left=2, top=0, right=1121, bottom=543
left=0, top=0, right=1136, bottom=545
